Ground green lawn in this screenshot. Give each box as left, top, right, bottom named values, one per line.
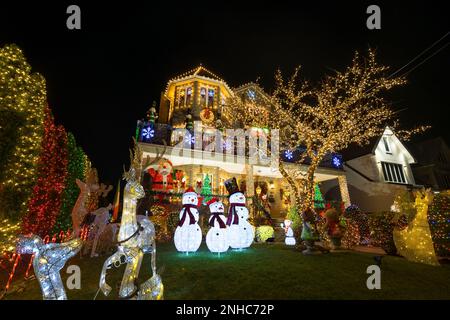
left=4, top=243, right=450, bottom=300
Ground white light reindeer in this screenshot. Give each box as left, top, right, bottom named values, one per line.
left=99, top=139, right=165, bottom=299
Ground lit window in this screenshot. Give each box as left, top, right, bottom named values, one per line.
left=208, top=89, right=214, bottom=107
left=200, top=87, right=206, bottom=107
left=381, top=162, right=406, bottom=184
left=382, top=137, right=391, bottom=153
left=186, top=87, right=192, bottom=106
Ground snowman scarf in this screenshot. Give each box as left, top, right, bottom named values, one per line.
left=226, top=203, right=246, bottom=226
left=178, top=204, right=197, bottom=227
left=209, top=212, right=226, bottom=229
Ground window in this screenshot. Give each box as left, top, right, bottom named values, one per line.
left=208, top=89, right=214, bottom=107
left=200, top=87, right=206, bottom=107
left=382, top=137, right=391, bottom=153
left=186, top=87, right=192, bottom=106
left=381, top=162, right=407, bottom=184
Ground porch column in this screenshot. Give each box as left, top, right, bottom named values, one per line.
left=214, top=167, right=220, bottom=195
left=245, top=164, right=255, bottom=218
left=338, top=175, right=351, bottom=207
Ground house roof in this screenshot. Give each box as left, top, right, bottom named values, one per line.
left=407, top=136, right=449, bottom=165
left=339, top=127, right=416, bottom=163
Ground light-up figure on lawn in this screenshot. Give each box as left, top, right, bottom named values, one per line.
left=99, top=140, right=159, bottom=299
left=206, top=197, right=229, bottom=253
left=284, top=219, right=296, bottom=246
left=225, top=178, right=254, bottom=249
left=174, top=187, right=202, bottom=253
left=16, top=235, right=82, bottom=300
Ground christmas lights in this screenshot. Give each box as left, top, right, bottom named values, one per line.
left=227, top=49, right=427, bottom=214
left=0, top=44, right=46, bottom=218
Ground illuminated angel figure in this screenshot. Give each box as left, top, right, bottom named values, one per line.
left=99, top=140, right=162, bottom=299
left=16, top=235, right=83, bottom=300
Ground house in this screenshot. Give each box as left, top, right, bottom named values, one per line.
left=322, top=127, right=419, bottom=213
left=409, top=137, right=450, bottom=191
left=135, top=66, right=350, bottom=219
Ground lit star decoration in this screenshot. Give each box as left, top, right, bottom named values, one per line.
left=223, top=139, right=232, bottom=151
left=142, top=126, right=155, bottom=140
left=332, top=155, right=342, bottom=168
left=284, top=150, right=294, bottom=160
left=185, top=133, right=195, bottom=145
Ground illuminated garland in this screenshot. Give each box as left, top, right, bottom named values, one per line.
left=0, top=44, right=46, bottom=218
left=22, top=107, right=68, bottom=237
left=52, top=132, right=87, bottom=233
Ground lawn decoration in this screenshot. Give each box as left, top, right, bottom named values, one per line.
left=99, top=140, right=160, bottom=299
left=284, top=219, right=296, bottom=246
left=174, top=187, right=202, bottom=253
left=225, top=177, right=254, bottom=249
left=393, top=189, right=439, bottom=266
left=16, top=235, right=82, bottom=300
left=206, top=197, right=229, bottom=253
left=324, top=208, right=346, bottom=249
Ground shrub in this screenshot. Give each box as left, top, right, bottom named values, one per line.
left=255, top=225, right=275, bottom=242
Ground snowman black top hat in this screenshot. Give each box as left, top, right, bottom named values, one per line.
left=224, top=177, right=240, bottom=196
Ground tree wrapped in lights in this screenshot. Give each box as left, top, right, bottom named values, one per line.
left=428, top=191, right=450, bottom=257
left=228, top=49, right=429, bottom=213
left=52, top=132, right=87, bottom=233
left=0, top=44, right=47, bottom=219
left=22, top=107, right=68, bottom=237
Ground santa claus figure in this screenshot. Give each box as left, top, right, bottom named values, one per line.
left=206, top=197, right=229, bottom=254
left=147, top=158, right=174, bottom=192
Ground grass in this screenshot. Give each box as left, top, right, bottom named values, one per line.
left=4, top=242, right=450, bottom=300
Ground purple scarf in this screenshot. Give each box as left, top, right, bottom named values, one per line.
left=209, top=212, right=226, bottom=229
left=226, top=203, right=246, bottom=226
left=178, top=204, right=197, bottom=227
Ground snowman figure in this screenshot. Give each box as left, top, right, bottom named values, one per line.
left=284, top=219, right=296, bottom=246
left=206, top=197, right=229, bottom=253
left=225, top=178, right=254, bottom=249
left=174, top=187, right=202, bottom=253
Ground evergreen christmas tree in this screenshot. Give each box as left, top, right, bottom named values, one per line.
left=0, top=44, right=47, bottom=219
left=201, top=175, right=213, bottom=205
left=52, top=132, right=87, bottom=233
left=22, top=107, right=68, bottom=237
left=314, top=183, right=325, bottom=209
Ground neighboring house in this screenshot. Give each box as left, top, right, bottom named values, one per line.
left=322, top=127, right=419, bottom=213
left=409, top=137, right=450, bottom=191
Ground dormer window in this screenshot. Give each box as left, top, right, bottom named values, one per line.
left=382, top=137, right=391, bottom=154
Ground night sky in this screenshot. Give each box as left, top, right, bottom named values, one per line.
left=1, top=1, right=448, bottom=184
